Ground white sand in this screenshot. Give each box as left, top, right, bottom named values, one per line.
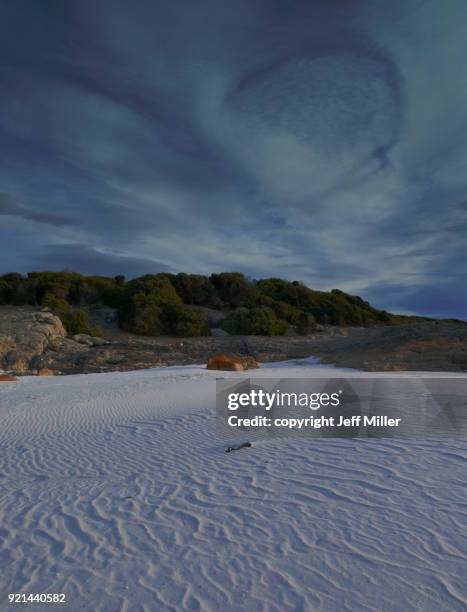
left=0, top=363, right=466, bottom=611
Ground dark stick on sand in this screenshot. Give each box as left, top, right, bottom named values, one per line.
left=225, top=442, right=252, bottom=453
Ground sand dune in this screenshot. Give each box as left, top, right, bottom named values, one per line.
left=0, top=363, right=466, bottom=611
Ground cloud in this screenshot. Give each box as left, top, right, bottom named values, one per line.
left=221, top=50, right=402, bottom=203
left=0, top=0, right=466, bottom=318
left=364, top=280, right=467, bottom=320
left=35, top=244, right=173, bottom=278
left=0, top=192, right=72, bottom=227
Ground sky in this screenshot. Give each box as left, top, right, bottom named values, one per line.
left=1, top=0, right=466, bottom=319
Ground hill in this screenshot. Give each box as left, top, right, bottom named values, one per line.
left=0, top=270, right=431, bottom=338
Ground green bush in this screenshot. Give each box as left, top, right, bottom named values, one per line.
left=257, top=278, right=318, bottom=312
left=61, top=310, right=102, bottom=336
left=0, top=273, right=35, bottom=304
left=118, top=275, right=211, bottom=337
left=120, top=292, right=210, bottom=337
left=1, top=271, right=129, bottom=310
left=220, top=308, right=252, bottom=335
left=41, top=292, right=102, bottom=336
left=249, top=306, right=288, bottom=335
left=28, top=271, right=76, bottom=303
left=120, top=292, right=164, bottom=335
left=41, top=293, right=71, bottom=318
left=0, top=280, right=10, bottom=304
left=171, top=306, right=210, bottom=337
left=221, top=306, right=288, bottom=336
left=0, top=268, right=415, bottom=333
left=128, top=275, right=182, bottom=306
left=171, top=273, right=219, bottom=307
left=295, top=311, right=316, bottom=335
left=210, top=272, right=259, bottom=308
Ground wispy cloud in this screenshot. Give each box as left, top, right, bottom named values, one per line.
left=0, top=0, right=466, bottom=317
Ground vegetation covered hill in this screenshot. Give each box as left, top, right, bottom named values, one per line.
left=0, top=271, right=428, bottom=337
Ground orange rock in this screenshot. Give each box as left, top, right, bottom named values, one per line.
left=239, top=355, right=260, bottom=370
left=37, top=368, right=55, bottom=376
left=206, top=354, right=245, bottom=372
left=0, top=374, right=19, bottom=382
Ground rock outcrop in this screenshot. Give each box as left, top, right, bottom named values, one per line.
left=2, top=306, right=467, bottom=376
left=73, top=334, right=110, bottom=347
left=240, top=355, right=260, bottom=370
left=206, top=354, right=260, bottom=371
left=0, top=307, right=66, bottom=373
left=207, top=354, right=244, bottom=371
left=0, top=374, right=18, bottom=381
left=37, top=368, right=55, bottom=376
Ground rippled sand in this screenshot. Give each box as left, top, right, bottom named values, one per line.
left=0, top=364, right=466, bottom=611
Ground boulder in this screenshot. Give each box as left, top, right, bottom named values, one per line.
left=37, top=368, right=55, bottom=376
left=90, top=336, right=110, bottom=346
left=73, top=334, right=94, bottom=346
left=207, top=354, right=244, bottom=372
left=5, top=350, right=29, bottom=373
left=73, top=334, right=109, bottom=347
left=0, top=333, right=15, bottom=356
left=240, top=355, right=260, bottom=370
left=211, top=328, right=230, bottom=337
left=0, top=374, right=18, bottom=382
left=29, top=355, right=45, bottom=369
left=206, top=354, right=260, bottom=371
left=0, top=307, right=66, bottom=372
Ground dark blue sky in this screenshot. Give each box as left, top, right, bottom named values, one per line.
left=1, top=1, right=466, bottom=318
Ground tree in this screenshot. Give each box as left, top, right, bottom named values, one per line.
left=221, top=306, right=288, bottom=336
left=210, top=272, right=259, bottom=308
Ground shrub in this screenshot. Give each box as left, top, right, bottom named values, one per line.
left=120, top=292, right=164, bottom=336
left=0, top=269, right=406, bottom=332
left=127, top=275, right=182, bottom=306
left=61, top=310, right=102, bottom=336
left=42, top=292, right=102, bottom=336
left=221, top=306, right=288, bottom=336
left=0, top=280, right=12, bottom=304
left=41, top=293, right=71, bottom=319
left=257, top=278, right=318, bottom=311
left=220, top=308, right=252, bottom=335
left=295, top=311, right=316, bottom=335
left=172, top=307, right=210, bottom=337
left=249, top=306, right=287, bottom=335
left=172, top=273, right=218, bottom=307
left=0, top=273, right=33, bottom=304
left=118, top=275, right=212, bottom=336
left=210, top=272, right=259, bottom=308
left=28, top=271, right=77, bottom=303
